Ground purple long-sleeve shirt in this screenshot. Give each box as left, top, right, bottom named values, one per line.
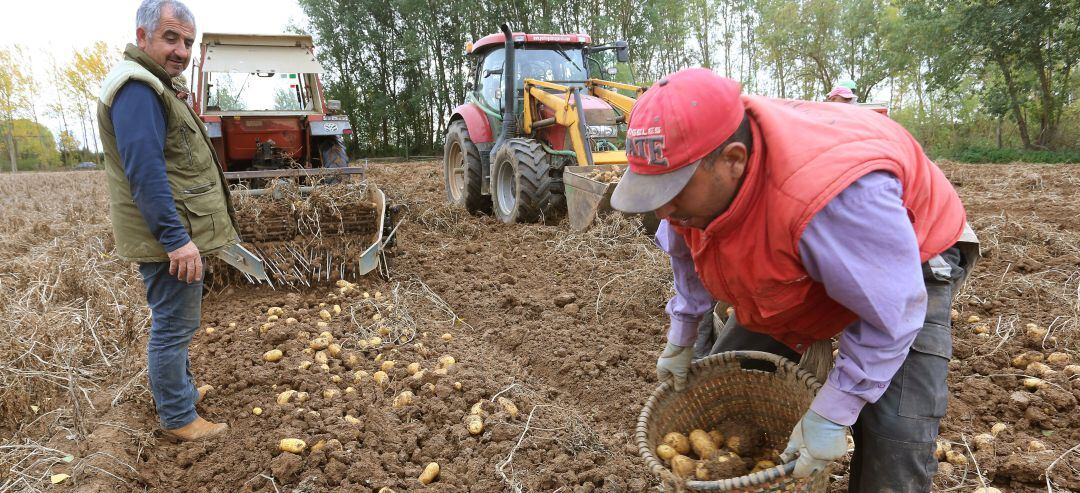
left=657, top=171, right=928, bottom=426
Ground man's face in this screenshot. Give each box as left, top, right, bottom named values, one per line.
left=136, top=7, right=195, bottom=77
left=653, top=143, right=748, bottom=230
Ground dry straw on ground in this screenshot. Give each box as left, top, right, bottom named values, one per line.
left=0, top=171, right=148, bottom=489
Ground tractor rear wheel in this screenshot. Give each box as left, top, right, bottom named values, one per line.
left=319, top=136, right=349, bottom=168
left=443, top=120, right=490, bottom=214
left=490, top=138, right=558, bottom=224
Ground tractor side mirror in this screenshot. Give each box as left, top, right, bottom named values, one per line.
left=614, top=40, right=629, bottom=63
left=483, top=68, right=503, bottom=78
left=326, top=100, right=342, bottom=111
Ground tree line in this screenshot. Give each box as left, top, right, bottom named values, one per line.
left=0, top=42, right=112, bottom=171
left=1, top=0, right=1076, bottom=171
left=297, top=0, right=1078, bottom=158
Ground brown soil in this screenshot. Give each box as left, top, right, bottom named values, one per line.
left=5, top=162, right=1078, bottom=492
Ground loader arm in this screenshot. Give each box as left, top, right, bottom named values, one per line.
left=522, top=78, right=642, bottom=167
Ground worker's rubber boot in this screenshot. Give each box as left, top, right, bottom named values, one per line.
left=165, top=416, right=228, bottom=441
left=196, top=384, right=214, bottom=404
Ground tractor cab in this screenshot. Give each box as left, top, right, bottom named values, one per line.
left=193, top=33, right=352, bottom=173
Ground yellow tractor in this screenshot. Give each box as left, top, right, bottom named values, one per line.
left=443, top=23, right=646, bottom=228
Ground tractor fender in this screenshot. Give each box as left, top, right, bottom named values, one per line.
left=451, top=104, right=494, bottom=143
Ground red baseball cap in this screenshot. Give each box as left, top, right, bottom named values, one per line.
left=611, top=68, right=744, bottom=214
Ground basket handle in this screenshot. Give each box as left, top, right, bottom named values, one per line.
left=684, top=461, right=797, bottom=490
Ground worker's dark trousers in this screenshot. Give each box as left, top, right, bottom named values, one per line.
left=697, top=246, right=968, bottom=492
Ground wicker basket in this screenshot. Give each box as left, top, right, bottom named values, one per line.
left=636, top=351, right=829, bottom=492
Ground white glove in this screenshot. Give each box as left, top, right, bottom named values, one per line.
left=656, top=343, right=693, bottom=391
left=781, top=410, right=848, bottom=478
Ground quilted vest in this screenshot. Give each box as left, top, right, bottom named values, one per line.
left=674, top=96, right=966, bottom=351
left=97, top=44, right=238, bottom=262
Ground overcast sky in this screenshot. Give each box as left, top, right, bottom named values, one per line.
left=0, top=0, right=310, bottom=148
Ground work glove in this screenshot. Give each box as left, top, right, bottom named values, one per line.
left=656, top=343, right=693, bottom=391
left=781, top=410, right=848, bottom=478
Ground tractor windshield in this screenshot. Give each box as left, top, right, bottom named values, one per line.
left=517, top=46, right=588, bottom=83
left=203, top=72, right=319, bottom=113
left=477, top=46, right=588, bottom=111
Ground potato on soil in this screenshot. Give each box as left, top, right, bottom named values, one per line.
left=279, top=438, right=306, bottom=454
left=418, top=462, right=440, bottom=484
left=973, top=433, right=994, bottom=450
left=1022, top=377, right=1046, bottom=390
left=380, top=360, right=396, bottom=371
left=252, top=407, right=263, bottom=415
left=1047, top=352, right=1072, bottom=366
left=438, top=355, right=456, bottom=369
left=934, top=439, right=950, bottom=461
left=314, top=351, right=328, bottom=365
left=319, top=309, right=331, bottom=321
left=322, top=388, right=340, bottom=400
left=689, top=429, right=719, bottom=460
left=441, top=333, right=452, bottom=341
left=406, top=362, right=421, bottom=375
left=944, top=450, right=968, bottom=466
left=276, top=390, right=297, bottom=405
left=263, top=349, right=283, bottom=362
left=353, top=370, right=369, bottom=382
left=344, top=415, right=361, bottom=425
left=309, top=337, right=329, bottom=350
left=1026, top=362, right=1053, bottom=377
left=497, top=397, right=519, bottom=418
left=1026, top=440, right=1047, bottom=452
left=373, top=371, right=389, bottom=385
left=990, top=422, right=1007, bottom=436
left=1064, top=365, right=1080, bottom=377
left=670, top=455, right=696, bottom=478
left=393, top=391, right=415, bottom=408
left=663, top=432, right=691, bottom=455
left=973, top=488, right=1002, bottom=493
left=1025, top=323, right=1047, bottom=340
left=268, top=307, right=284, bottom=317
left=465, top=414, right=484, bottom=435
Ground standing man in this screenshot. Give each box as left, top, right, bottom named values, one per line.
left=98, top=0, right=239, bottom=440
left=613, top=68, right=977, bottom=491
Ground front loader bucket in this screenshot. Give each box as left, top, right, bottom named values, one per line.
left=563, top=165, right=624, bottom=231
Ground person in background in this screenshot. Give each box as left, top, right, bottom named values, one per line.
left=826, top=85, right=858, bottom=103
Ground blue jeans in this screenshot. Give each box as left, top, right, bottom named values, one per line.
left=139, top=262, right=202, bottom=429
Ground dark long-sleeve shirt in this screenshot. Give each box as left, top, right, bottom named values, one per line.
left=110, top=81, right=190, bottom=252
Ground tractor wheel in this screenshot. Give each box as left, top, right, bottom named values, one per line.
left=490, top=138, right=558, bottom=224
left=320, top=136, right=349, bottom=168
left=318, top=137, right=350, bottom=184
left=443, top=120, right=490, bottom=214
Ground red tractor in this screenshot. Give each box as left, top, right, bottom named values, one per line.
left=444, top=23, right=643, bottom=223
left=193, top=33, right=353, bottom=180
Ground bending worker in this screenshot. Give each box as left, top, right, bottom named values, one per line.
left=612, top=68, right=977, bottom=490
left=98, top=0, right=238, bottom=440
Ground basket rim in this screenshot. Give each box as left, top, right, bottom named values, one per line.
left=635, top=350, right=823, bottom=491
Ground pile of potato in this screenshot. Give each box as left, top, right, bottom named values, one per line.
left=656, top=425, right=779, bottom=481
left=586, top=169, right=623, bottom=184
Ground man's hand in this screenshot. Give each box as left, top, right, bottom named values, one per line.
left=781, top=410, right=848, bottom=478
left=168, top=241, right=203, bottom=283
left=656, top=343, right=693, bottom=391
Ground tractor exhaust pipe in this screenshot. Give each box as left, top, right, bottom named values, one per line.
left=490, top=22, right=517, bottom=166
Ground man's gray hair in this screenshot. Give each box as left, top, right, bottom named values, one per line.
left=136, top=0, right=196, bottom=36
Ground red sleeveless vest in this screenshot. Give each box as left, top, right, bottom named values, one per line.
left=674, top=96, right=966, bottom=351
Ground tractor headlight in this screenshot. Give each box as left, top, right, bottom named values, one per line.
left=586, top=125, right=618, bottom=138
